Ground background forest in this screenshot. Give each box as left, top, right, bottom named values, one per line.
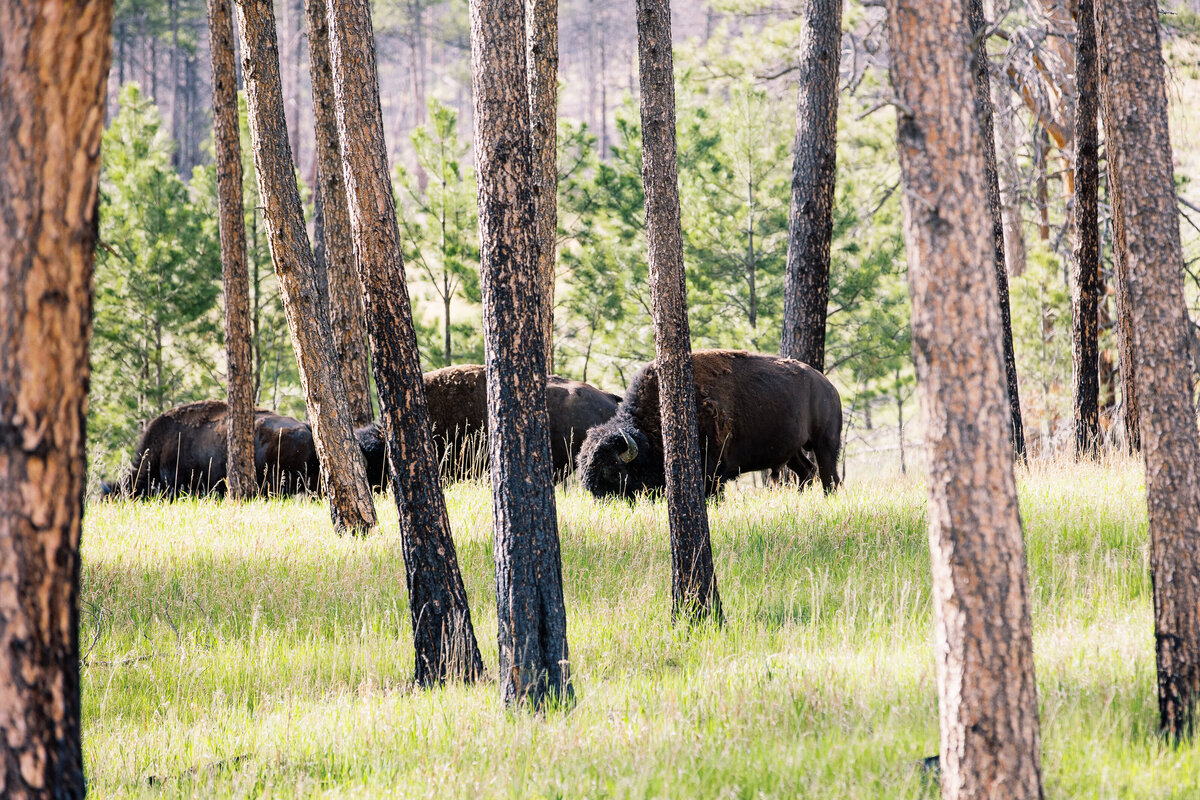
left=90, top=0, right=1200, bottom=480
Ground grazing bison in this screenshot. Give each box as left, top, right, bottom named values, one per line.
left=110, top=401, right=320, bottom=498
left=577, top=349, right=843, bottom=499
left=415, top=364, right=622, bottom=480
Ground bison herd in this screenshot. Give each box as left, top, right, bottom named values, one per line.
left=103, top=349, right=843, bottom=501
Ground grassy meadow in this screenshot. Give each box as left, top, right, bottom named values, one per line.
left=81, top=457, right=1199, bottom=798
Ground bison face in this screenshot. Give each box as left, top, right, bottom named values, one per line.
left=577, top=423, right=659, bottom=499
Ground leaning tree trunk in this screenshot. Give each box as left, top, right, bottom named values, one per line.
left=235, top=0, right=377, bottom=534
left=326, top=0, right=485, bottom=684
left=305, top=0, right=374, bottom=428
left=636, top=0, right=721, bottom=622
left=887, top=0, right=1045, bottom=796
left=527, top=0, right=558, bottom=375
left=0, top=0, right=112, bottom=795
left=208, top=0, right=257, bottom=499
left=469, top=0, right=573, bottom=707
left=968, top=0, right=1026, bottom=461
left=779, top=0, right=841, bottom=371
left=1072, top=0, right=1102, bottom=459
left=1096, top=0, right=1200, bottom=740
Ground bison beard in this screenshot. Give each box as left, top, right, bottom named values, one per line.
left=577, top=349, right=843, bottom=499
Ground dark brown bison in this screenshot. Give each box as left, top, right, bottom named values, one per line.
left=110, top=401, right=320, bottom=498
left=577, top=349, right=843, bottom=499
left=414, top=364, right=622, bottom=480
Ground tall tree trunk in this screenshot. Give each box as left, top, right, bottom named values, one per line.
left=1096, top=0, right=1200, bottom=739
left=886, top=0, right=1045, bottom=795
left=779, top=0, right=841, bottom=371
left=306, top=0, right=375, bottom=427
left=636, top=0, right=721, bottom=622
left=326, top=0, right=485, bottom=684
left=1072, top=0, right=1102, bottom=459
left=992, top=74, right=1027, bottom=278
left=0, top=0, right=112, bottom=794
left=209, top=0, right=257, bottom=499
left=527, top=0, right=558, bottom=374
left=235, top=0, right=377, bottom=534
left=968, top=0, right=1025, bottom=461
left=1034, top=125, right=1050, bottom=240
left=1103, top=120, right=1142, bottom=452
left=469, top=0, right=573, bottom=707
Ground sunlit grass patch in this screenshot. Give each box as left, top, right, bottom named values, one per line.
left=80, top=457, right=1196, bottom=798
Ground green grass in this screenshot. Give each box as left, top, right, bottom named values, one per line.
left=81, top=458, right=1200, bottom=798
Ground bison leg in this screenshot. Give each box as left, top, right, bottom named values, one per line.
left=813, top=435, right=842, bottom=494
left=785, top=452, right=819, bottom=489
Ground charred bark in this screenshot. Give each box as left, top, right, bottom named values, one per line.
left=527, top=0, right=559, bottom=374
left=636, top=0, right=721, bottom=622
left=1096, top=0, right=1200, bottom=739
left=469, top=0, right=573, bottom=706
left=306, top=0, right=375, bottom=428
left=209, top=0, right=257, bottom=499
left=887, top=0, right=1045, bottom=795
left=0, top=0, right=113, bottom=794
left=326, top=0, right=485, bottom=684
left=779, top=0, right=841, bottom=371
left=235, top=0, right=377, bottom=534
left=968, top=0, right=1025, bottom=460
left=1072, top=0, right=1102, bottom=459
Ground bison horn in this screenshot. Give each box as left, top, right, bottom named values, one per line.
left=618, top=430, right=638, bottom=463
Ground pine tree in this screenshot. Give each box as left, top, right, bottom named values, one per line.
left=0, top=0, right=113, bottom=794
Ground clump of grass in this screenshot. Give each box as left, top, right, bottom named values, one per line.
left=80, top=458, right=1199, bottom=798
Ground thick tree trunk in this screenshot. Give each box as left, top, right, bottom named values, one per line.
left=527, top=0, right=559, bottom=374
left=968, top=0, right=1025, bottom=461
left=1096, top=0, right=1200, bottom=739
left=235, top=0, right=377, bottom=534
left=0, top=0, right=112, bottom=795
left=326, top=0, right=485, bottom=684
left=209, top=0, right=257, bottom=499
left=1072, top=0, right=1102, bottom=459
left=306, top=0, right=375, bottom=428
left=636, top=0, right=721, bottom=622
left=886, top=0, right=1045, bottom=795
left=469, top=0, right=573, bottom=706
left=779, top=0, right=841, bottom=371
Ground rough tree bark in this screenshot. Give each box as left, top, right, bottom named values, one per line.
left=636, top=0, right=721, bottom=621
left=527, top=0, right=559, bottom=374
left=779, top=0, right=841, bottom=371
left=1072, top=0, right=1101, bottom=459
left=992, top=77, right=1027, bottom=279
left=887, top=0, right=1045, bottom=795
left=1096, top=0, right=1200, bottom=739
left=305, top=0, right=374, bottom=428
left=469, top=0, right=573, bottom=706
left=235, top=0, right=377, bottom=534
left=1100, top=83, right=1142, bottom=452
left=326, top=0, right=485, bottom=684
left=968, top=0, right=1025, bottom=461
left=0, top=0, right=112, bottom=794
left=209, top=0, right=257, bottom=498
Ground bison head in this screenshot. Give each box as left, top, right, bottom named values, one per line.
left=577, top=420, right=659, bottom=499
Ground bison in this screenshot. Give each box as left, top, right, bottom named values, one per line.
left=413, top=364, right=622, bottom=481
left=576, top=349, right=843, bottom=499
left=109, top=401, right=320, bottom=498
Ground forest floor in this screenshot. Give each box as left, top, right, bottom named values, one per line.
left=81, top=457, right=1197, bottom=798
